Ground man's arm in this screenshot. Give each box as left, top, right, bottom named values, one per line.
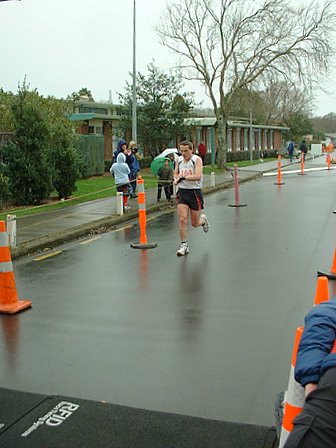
left=184, top=157, right=203, bottom=182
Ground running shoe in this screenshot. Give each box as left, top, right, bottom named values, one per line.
left=201, top=214, right=209, bottom=233
left=124, top=204, right=131, bottom=211
left=176, top=243, right=189, bottom=257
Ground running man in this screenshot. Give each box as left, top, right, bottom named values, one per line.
left=174, top=140, right=209, bottom=256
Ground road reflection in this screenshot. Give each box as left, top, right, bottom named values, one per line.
left=138, top=250, right=149, bottom=294
left=1, top=315, right=20, bottom=374
left=178, top=254, right=209, bottom=342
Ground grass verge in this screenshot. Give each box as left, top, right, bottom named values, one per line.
left=0, top=172, right=157, bottom=220
left=0, top=159, right=274, bottom=220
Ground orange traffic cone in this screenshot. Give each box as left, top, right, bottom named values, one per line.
left=327, top=153, right=331, bottom=170
left=0, top=220, right=32, bottom=314
left=297, top=152, right=306, bottom=176
left=317, top=248, right=336, bottom=280
left=274, top=154, right=285, bottom=185
left=279, top=326, right=304, bottom=447
left=313, top=275, right=329, bottom=306
left=130, top=177, right=157, bottom=249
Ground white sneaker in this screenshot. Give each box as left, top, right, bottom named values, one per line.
left=124, top=204, right=131, bottom=211
left=176, top=243, right=189, bottom=257
left=201, top=214, right=209, bottom=233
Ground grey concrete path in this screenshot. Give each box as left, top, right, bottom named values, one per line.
left=10, top=155, right=327, bottom=259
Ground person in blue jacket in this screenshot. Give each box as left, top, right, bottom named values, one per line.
left=113, top=139, right=128, bottom=163
left=284, top=298, right=336, bottom=447
left=127, top=141, right=140, bottom=198
left=287, top=140, right=295, bottom=162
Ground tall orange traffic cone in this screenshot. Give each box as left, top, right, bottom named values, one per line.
left=313, top=275, right=329, bottom=305
left=274, top=154, right=285, bottom=185
left=317, top=248, right=336, bottom=280
left=279, top=326, right=304, bottom=447
left=297, top=152, right=306, bottom=176
left=327, top=153, right=331, bottom=170
left=131, top=177, right=157, bottom=249
left=0, top=220, right=32, bottom=314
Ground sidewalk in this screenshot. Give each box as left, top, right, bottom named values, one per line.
left=9, top=157, right=318, bottom=259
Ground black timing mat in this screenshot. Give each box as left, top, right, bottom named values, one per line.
left=0, top=388, right=277, bottom=448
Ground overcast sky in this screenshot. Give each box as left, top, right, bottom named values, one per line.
left=0, top=0, right=335, bottom=116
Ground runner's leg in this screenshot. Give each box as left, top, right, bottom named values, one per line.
left=177, top=203, right=189, bottom=242
left=190, top=209, right=203, bottom=228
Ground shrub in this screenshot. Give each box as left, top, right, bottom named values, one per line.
left=50, top=132, right=80, bottom=199
left=105, top=159, right=112, bottom=172
left=0, top=170, right=11, bottom=207
left=139, top=156, right=152, bottom=169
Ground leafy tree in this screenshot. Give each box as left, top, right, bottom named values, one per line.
left=4, top=84, right=53, bottom=205
left=283, top=112, right=314, bottom=142
left=118, top=62, right=195, bottom=156
left=66, top=87, right=95, bottom=102
left=45, top=98, right=80, bottom=199
left=0, top=88, right=15, bottom=131
left=157, top=0, right=334, bottom=167
left=3, top=84, right=80, bottom=204
left=0, top=150, right=11, bottom=207
left=311, top=113, right=336, bottom=134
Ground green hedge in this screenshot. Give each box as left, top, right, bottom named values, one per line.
left=77, top=135, right=104, bottom=177
left=139, top=156, right=152, bottom=169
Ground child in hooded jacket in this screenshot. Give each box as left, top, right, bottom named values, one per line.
left=110, top=152, right=131, bottom=211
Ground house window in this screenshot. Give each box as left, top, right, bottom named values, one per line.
left=79, top=106, right=108, bottom=114
left=95, top=127, right=103, bottom=135
left=88, top=126, right=95, bottom=134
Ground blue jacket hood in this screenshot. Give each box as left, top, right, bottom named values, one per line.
left=117, top=139, right=127, bottom=152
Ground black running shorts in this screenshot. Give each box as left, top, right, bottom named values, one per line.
left=176, top=188, right=204, bottom=211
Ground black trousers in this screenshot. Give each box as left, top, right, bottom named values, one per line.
left=157, top=184, right=171, bottom=201
left=284, top=366, right=336, bottom=447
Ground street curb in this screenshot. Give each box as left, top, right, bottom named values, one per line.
left=11, top=171, right=262, bottom=260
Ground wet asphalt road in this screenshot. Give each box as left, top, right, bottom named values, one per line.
left=1, top=165, right=336, bottom=428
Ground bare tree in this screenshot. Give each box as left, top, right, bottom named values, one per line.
left=157, top=0, right=335, bottom=167
left=255, top=81, right=313, bottom=125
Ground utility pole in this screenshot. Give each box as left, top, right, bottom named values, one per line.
left=132, top=0, right=137, bottom=142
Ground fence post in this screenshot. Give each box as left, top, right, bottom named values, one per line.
left=116, top=192, right=124, bottom=216
left=6, top=214, right=17, bottom=248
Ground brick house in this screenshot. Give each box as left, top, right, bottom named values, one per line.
left=185, top=116, right=289, bottom=160
left=69, top=100, right=289, bottom=161
left=69, top=99, right=121, bottom=160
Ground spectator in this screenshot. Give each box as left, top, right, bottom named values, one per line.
left=197, top=141, right=207, bottom=165
left=127, top=141, right=140, bottom=198
left=287, top=140, right=295, bottom=162
left=299, top=139, right=308, bottom=162
left=157, top=158, right=174, bottom=203
left=167, top=153, right=177, bottom=198
left=284, top=298, right=336, bottom=447
left=110, top=150, right=131, bottom=211
left=113, top=139, right=127, bottom=163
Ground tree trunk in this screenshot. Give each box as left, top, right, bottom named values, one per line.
left=216, top=114, right=227, bottom=169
